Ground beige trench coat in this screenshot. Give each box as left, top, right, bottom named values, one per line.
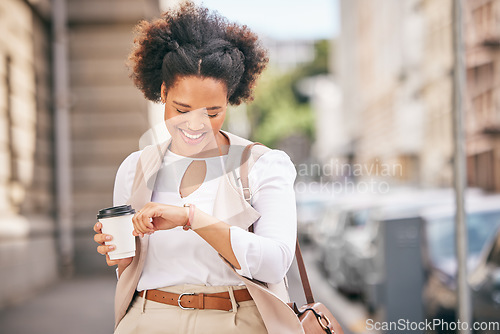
left=114, top=131, right=305, bottom=334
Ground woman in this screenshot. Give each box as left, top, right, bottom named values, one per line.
left=93, top=3, right=297, bottom=333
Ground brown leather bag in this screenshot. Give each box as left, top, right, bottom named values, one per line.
left=241, top=143, right=344, bottom=334
left=292, top=241, right=344, bottom=334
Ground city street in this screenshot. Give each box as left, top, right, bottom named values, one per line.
left=2, top=1, right=499, bottom=333
left=0, top=245, right=371, bottom=334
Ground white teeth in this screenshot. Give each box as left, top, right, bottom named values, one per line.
left=181, top=129, right=203, bottom=139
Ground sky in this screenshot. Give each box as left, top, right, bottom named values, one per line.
left=190, top=0, right=340, bottom=41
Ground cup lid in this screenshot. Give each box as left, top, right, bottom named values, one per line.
left=97, top=205, right=135, bottom=219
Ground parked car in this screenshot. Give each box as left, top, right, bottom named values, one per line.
left=321, top=199, right=381, bottom=296
left=334, top=189, right=454, bottom=299
left=312, top=193, right=375, bottom=251
left=295, top=188, right=331, bottom=243
left=421, top=196, right=500, bottom=333
left=296, top=198, right=328, bottom=243
left=359, top=189, right=462, bottom=312
left=469, top=225, right=500, bottom=333
left=358, top=189, right=491, bottom=313
left=319, top=189, right=438, bottom=297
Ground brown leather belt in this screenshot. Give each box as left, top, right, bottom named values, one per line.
left=136, top=288, right=252, bottom=311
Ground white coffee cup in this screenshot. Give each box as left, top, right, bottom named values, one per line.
left=97, top=205, right=136, bottom=260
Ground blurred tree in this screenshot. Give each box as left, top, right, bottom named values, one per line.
left=297, top=39, right=332, bottom=77
left=247, top=39, right=332, bottom=148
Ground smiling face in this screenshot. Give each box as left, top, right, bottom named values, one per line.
left=162, top=76, right=229, bottom=157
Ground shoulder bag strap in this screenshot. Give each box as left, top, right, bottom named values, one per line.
left=240, top=143, right=315, bottom=305
left=239, top=142, right=262, bottom=205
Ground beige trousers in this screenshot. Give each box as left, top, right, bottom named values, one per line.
left=114, top=284, right=267, bottom=334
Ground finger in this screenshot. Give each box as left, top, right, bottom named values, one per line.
left=93, top=222, right=102, bottom=233
left=142, top=216, right=155, bottom=232
left=132, top=229, right=149, bottom=237
left=144, top=211, right=155, bottom=230
left=97, top=244, right=115, bottom=255
left=132, top=215, right=147, bottom=237
left=94, top=233, right=112, bottom=245
left=132, top=214, right=144, bottom=236
left=133, top=228, right=143, bottom=238
left=134, top=211, right=153, bottom=235
left=105, top=254, right=119, bottom=267
left=138, top=206, right=156, bottom=231
left=137, top=210, right=151, bottom=231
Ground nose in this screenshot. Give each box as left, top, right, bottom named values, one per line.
left=185, top=108, right=209, bottom=131
left=186, top=120, right=204, bottom=131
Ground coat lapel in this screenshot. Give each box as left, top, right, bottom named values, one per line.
left=126, top=139, right=171, bottom=274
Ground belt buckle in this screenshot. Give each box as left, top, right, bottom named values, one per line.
left=178, top=292, right=195, bottom=310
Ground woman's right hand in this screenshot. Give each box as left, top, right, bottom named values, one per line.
left=93, top=222, right=134, bottom=278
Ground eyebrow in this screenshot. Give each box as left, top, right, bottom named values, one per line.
left=173, top=100, right=222, bottom=111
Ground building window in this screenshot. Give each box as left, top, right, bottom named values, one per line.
left=472, top=1, right=494, bottom=44
left=4, top=55, right=20, bottom=209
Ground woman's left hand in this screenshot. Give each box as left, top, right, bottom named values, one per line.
left=132, top=202, right=188, bottom=237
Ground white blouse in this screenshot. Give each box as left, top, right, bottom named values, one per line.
left=113, top=147, right=297, bottom=290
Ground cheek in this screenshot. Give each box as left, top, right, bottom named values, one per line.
left=164, top=109, right=183, bottom=125
left=209, top=114, right=225, bottom=130
left=164, top=107, right=174, bottom=121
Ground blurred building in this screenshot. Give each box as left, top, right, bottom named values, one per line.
left=0, top=0, right=159, bottom=309
left=68, top=0, right=158, bottom=274
left=295, top=74, right=344, bottom=167
left=465, top=0, right=500, bottom=192
left=336, top=0, right=500, bottom=192
left=420, top=0, right=454, bottom=188
left=336, top=0, right=428, bottom=186
left=263, top=38, right=316, bottom=73
left=0, top=0, right=57, bottom=310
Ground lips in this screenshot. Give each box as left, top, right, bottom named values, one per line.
left=181, top=129, right=203, bottom=139
left=179, top=128, right=206, bottom=144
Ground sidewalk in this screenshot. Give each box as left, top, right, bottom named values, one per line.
left=0, top=274, right=116, bottom=334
